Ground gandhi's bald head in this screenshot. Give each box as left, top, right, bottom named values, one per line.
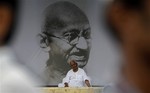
left=42, top=1, right=89, bottom=34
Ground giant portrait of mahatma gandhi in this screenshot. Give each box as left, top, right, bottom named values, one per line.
left=38, top=1, right=91, bottom=85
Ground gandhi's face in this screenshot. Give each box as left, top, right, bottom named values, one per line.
left=48, top=17, right=91, bottom=68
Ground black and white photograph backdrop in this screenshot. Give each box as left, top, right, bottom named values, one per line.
left=11, top=0, right=120, bottom=86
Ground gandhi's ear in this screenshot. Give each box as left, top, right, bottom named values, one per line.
left=36, top=33, right=51, bottom=52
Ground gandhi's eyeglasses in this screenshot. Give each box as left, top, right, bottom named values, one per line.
left=46, top=28, right=91, bottom=46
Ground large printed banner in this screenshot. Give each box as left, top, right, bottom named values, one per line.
left=12, top=0, right=119, bottom=86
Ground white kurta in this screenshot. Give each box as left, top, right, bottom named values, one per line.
left=0, top=46, right=40, bottom=93
left=64, top=68, right=89, bottom=87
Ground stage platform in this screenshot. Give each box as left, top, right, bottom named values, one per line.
left=40, top=87, right=103, bottom=93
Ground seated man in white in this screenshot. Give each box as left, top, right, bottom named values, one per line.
left=62, top=60, right=91, bottom=87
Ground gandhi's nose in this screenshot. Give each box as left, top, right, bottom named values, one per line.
left=75, top=37, right=88, bottom=49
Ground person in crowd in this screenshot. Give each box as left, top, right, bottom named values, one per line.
left=0, top=0, right=40, bottom=93
left=103, top=0, right=150, bottom=93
